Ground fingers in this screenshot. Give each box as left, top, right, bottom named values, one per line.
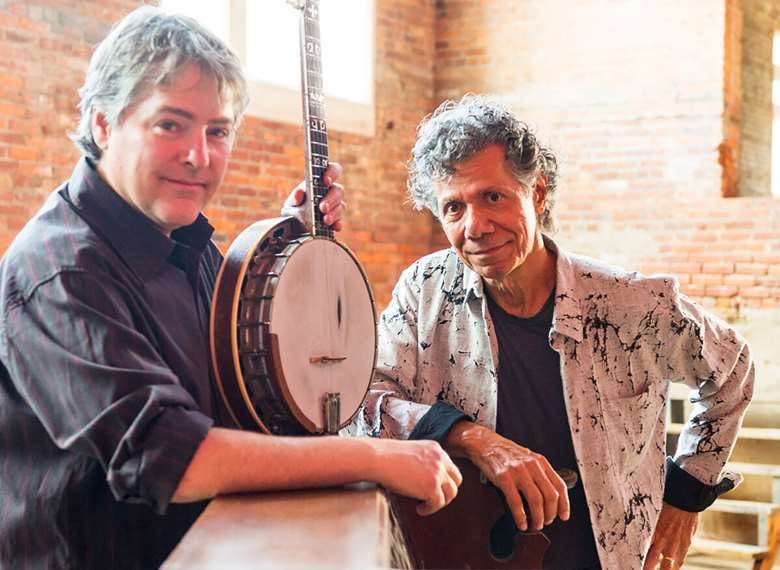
left=484, top=450, right=568, bottom=531
left=320, top=162, right=344, bottom=229
left=419, top=452, right=460, bottom=516
left=660, top=557, right=677, bottom=570
left=416, top=487, right=445, bottom=516
left=643, top=543, right=661, bottom=570
left=319, top=184, right=345, bottom=228
left=378, top=440, right=460, bottom=517
left=417, top=473, right=458, bottom=516
left=543, top=462, right=570, bottom=521
left=322, top=161, right=343, bottom=185
left=447, top=459, right=463, bottom=488
left=645, top=552, right=677, bottom=570
left=518, top=461, right=557, bottom=528
left=501, top=483, right=529, bottom=531
left=284, top=160, right=345, bottom=229
left=508, top=462, right=563, bottom=530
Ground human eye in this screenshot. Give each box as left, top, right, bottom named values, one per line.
left=154, top=119, right=181, bottom=134
left=207, top=126, right=231, bottom=139
left=485, top=190, right=503, bottom=204
left=441, top=201, right=462, bottom=217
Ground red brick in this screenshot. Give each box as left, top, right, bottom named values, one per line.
left=724, top=274, right=757, bottom=287
left=735, top=262, right=768, bottom=275
left=691, top=274, right=723, bottom=286
left=705, top=285, right=738, bottom=297
left=740, top=286, right=771, bottom=298
left=702, top=262, right=735, bottom=275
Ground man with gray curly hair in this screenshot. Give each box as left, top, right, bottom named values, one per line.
left=0, top=7, right=460, bottom=569
left=365, top=95, right=753, bottom=570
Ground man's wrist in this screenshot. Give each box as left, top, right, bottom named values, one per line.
left=444, top=420, right=489, bottom=461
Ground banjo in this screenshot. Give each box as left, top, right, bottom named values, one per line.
left=209, top=0, right=376, bottom=436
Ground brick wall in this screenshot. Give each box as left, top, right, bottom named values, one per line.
left=2, top=0, right=780, bottom=324
left=0, top=1, right=131, bottom=253
left=0, top=0, right=438, bottom=308
left=436, top=0, right=780, bottom=317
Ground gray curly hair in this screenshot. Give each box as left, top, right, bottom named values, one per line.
left=408, top=94, right=559, bottom=232
left=70, top=6, right=249, bottom=160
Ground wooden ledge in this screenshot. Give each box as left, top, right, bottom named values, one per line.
left=162, top=483, right=392, bottom=570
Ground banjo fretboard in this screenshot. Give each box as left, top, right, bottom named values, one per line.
left=298, top=0, right=332, bottom=239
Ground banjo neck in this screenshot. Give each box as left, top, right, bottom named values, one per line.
left=296, top=0, right=332, bottom=239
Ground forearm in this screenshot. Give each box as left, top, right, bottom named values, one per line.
left=172, top=427, right=380, bottom=502
left=443, top=418, right=484, bottom=459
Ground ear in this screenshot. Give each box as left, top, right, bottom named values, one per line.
left=91, top=109, right=111, bottom=151
left=533, top=174, right=548, bottom=215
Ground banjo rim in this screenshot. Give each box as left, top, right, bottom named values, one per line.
left=210, top=216, right=377, bottom=435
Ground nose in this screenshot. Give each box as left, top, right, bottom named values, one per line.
left=464, top=205, right=494, bottom=239
left=183, top=130, right=209, bottom=169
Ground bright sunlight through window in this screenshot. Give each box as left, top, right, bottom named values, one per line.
left=160, top=0, right=375, bottom=134
left=772, top=32, right=780, bottom=197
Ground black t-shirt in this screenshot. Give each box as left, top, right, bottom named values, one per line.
left=488, top=290, right=600, bottom=570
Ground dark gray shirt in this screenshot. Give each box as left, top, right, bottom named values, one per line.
left=0, top=158, right=221, bottom=569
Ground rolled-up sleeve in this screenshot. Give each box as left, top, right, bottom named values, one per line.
left=665, top=287, right=754, bottom=491
left=2, top=269, right=212, bottom=514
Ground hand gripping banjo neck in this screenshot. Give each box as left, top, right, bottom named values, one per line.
left=298, top=0, right=332, bottom=240
left=209, top=0, right=377, bottom=436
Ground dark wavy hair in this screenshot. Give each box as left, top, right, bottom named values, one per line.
left=408, top=94, right=559, bottom=232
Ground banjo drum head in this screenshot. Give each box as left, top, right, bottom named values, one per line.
left=269, top=237, right=376, bottom=432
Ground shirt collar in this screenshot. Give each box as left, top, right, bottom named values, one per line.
left=462, top=234, right=584, bottom=342
left=545, top=235, right=584, bottom=342
left=61, top=157, right=215, bottom=281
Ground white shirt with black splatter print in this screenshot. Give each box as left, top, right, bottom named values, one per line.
left=360, top=236, right=754, bottom=569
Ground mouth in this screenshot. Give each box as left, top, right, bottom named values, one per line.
left=161, top=177, right=208, bottom=190
left=467, top=242, right=509, bottom=256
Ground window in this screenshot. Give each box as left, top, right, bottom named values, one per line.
left=160, top=0, right=375, bottom=135
left=772, top=32, right=780, bottom=197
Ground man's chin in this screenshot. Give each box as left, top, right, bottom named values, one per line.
left=464, top=260, right=510, bottom=281
left=153, top=210, right=200, bottom=235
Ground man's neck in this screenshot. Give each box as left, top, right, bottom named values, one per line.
left=483, top=238, right=556, bottom=319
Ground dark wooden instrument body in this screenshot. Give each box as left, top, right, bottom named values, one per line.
left=210, top=216, right=308, bottom=434
left=391, top=459, right=550, bottom=569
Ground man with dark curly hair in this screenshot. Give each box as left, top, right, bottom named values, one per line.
left=363, top=94, right=754, bottom=570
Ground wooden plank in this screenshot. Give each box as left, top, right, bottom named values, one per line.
left=727, top=463, right=780, bottom=477
left=758, top=511, right=780, bottom=570
left=709, top=499, right=780, bottom=516
left=162, top=483, right=391, bottom=570
left=688, top=537, right=768, bottom=561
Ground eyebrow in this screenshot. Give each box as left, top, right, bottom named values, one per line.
left=157, top=106, right=233, bottom=125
